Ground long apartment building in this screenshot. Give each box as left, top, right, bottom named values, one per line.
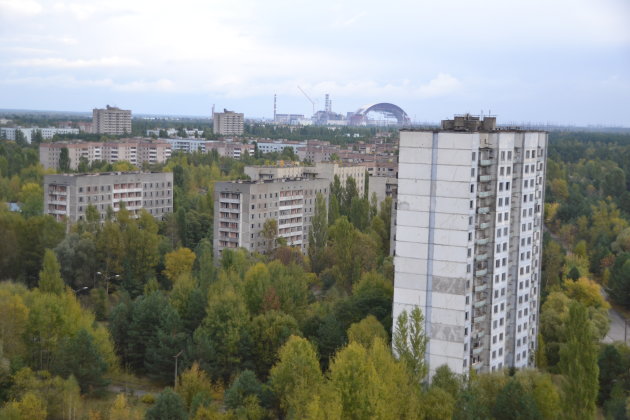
left=40, top=139, right=172, bottom=170
left=0, top=127, right=79, bottom=143
left=44, top=172, right=173, bottom=222
left=166, top=138, right=254, bottom=159
left=392, top=115, right=547, bottom=377
left=213, top=178, right=329, bottom=259
left=93, top=105, right=132, bottom=135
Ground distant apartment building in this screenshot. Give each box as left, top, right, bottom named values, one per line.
left=206, top=141, right=254, bottom=159
left=213, top=109, right=244, bottom=135
left=93, top=105, right=132, bottom=135
left=147, top=128, right=204, bottom=138
left=167, top=138, right=208, bottom=153
left=0, top=127, right=79, bottom=144
left=245, top=161, right=366, bottom=194
left=39, top=139, right=172, bottom=170
left=298, top=140, right=341, bottom=163
left=213, top=178, right=329, bottom=259
left=392, top=115, right=547, bottom=376
left=44, top=171, right=173, bottom=222
left=255, top=140, right=304, bottom=154
left=368, top=176, right=398, bottom=204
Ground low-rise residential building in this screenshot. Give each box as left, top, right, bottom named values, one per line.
left=39, top=139, right=172, bottom=170
left=255, top=139, right=304, bottom=154
left=213, top=178, right=329, bottom=259
left=1, top=127, right=80, bottom=143
left=44, top=171, right=173, bottom=222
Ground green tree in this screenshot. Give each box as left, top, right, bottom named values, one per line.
left=431, top=365, right=462, bottom=399
left=559, top=302, right=599, bottom=420
left=145, top=388, right=188, bottom=420
left=346, top=315, right=388, bottom=349
left=308, top=192, right=328, bottom=274
left=59, top=147, right=70, bottom=172
left=164, top=247, right=197, bottom=284
left=52, top=328, right=109, bottom=394
left=176, top=362, right=213, bottom=411
left=492, top=379, right=541, bottom=420
left=393, top=307, right=428, bottom=385
left=261, top=218, right=278, bottom=254
left=38, top=249, right=65, bottom=295
left=248, top=311, right=300, bottom=378
left=224, top=370, right=265, bottom=409
left=269, top=336, right=324, bottom=419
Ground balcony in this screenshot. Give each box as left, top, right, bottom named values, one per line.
left=478, top=207, right=490, bottom=214
left=474, top=299, right=487, bottom=309
left=475, top=283, right=488, bottom=293
left=474, top=314, right=486, bottom=323
left=472, top=346, right=484, bottom=355
left=479, top=175, right=492, bottom=182
left=480, top=159, right=492, bottom=167
left=475, top=268, right=487, bottom=277
left=478, top=191, right=493, bottom=199
left=479, top=222, right=491, bottom=229
left=475, top=253, right=488, bottom=262
left=476, top=237, right=489, bottom=246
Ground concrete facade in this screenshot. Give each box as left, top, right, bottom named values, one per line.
left=92, top=106, right=132, bottom=135
left=368, top=175, right=398, bottom=204
left=392, top=115, right=547, bottom=377
left=44, top=172, right=173, bottom=222
left=39, top=139, right=172, bottom=170
left=213, top=110, right=244, bottom=135
left=1, top=127, right=79, bottom=143
left=213, top=178, right=329, bottom=259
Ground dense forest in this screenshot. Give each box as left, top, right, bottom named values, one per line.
left=0, top=130, right=629, bottom=419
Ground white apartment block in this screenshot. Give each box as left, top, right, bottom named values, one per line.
left=392, top=115, right=547, bottom=377
left=167, top=138, right=209, bottom=153
left=39, top=139, right=171, bottom=170
left=256, top=140, right=305, bottom=154
left=213, top=110, right=244, bottom=135
left=93, top=105, right=132, bottom=135
left=44, top=171, right=173, bottom=222
left=213, top=178, right=329, bottom=259
left=1, top=127, right=79, bottom=143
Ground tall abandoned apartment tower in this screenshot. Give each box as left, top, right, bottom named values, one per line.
left=92, top=105, right=132, bottom=135
left=393, top=115, right=547, bottom=376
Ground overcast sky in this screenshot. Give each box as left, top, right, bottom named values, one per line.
left=1, top=0, right=629, bottom=125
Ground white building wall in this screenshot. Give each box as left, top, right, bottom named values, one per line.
left=393, top=126, right=547, bottom=377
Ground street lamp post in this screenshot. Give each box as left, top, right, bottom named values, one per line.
left=96, top=272, right=120, bottom=296
left=174, top=350, right=183, bottom=387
